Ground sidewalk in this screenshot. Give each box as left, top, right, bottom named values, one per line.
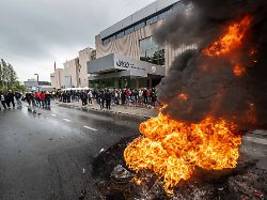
left=56, top=101, right=157, bottom=121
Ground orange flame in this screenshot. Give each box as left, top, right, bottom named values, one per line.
left=124, top=16, right=251, bottom=194
left=204, top=16, right=252, bottom=56
left=178, top=93, right=189, bottom=101
left=233, top=64, right=246, bottom=77
left=124, top=113, right=241, bottom=192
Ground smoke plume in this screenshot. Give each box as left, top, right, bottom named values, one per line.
left=155, top=0, right=267, bottom=129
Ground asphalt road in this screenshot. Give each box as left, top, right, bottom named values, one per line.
left=0, top=104, right=139, bottom=200
left=0, top=103, right=266, bottom=200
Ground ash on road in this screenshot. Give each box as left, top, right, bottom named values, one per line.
left=0, top=104, right=139, bottom=200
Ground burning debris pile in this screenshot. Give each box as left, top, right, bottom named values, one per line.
left=92, top=138, right=266, bottom=200
left=124, top=114, right=242, bottom=192
left=123, top=0, right=267, bottom=195
left=155, top=0, right=267, bottom=128
left=92, top=0, right=267, bottom=199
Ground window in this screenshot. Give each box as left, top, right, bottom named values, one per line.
left=139, top=36, right=165, bottom=65
left=102, top=38, right=110, bottom=46
left=110, top=35, right=116, bottom=41
left=134, top=21, right=145, bottom=31
left=125, top=26, right=135, bottom=35
left=116, top=31, right=125, bottom=39
left=146, top=15, right=158, bottom=25
left=158, top=11, right=168, bottom=21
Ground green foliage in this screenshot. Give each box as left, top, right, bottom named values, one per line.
left=0, top=58, right=24, bottom=92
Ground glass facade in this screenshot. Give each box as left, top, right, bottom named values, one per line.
left=139, top=36, right=165, bottom=65
left=101, top=4, right=177, bottom=45
left=89, top=76, right=161, bottom=89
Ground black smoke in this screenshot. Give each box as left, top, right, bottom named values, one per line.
left=155, top=0, right=267, bottom=129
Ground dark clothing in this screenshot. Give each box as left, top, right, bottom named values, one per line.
left=121, top=92, right=126, bottom=105
left=80, top=92, right=88, bottom=106
left=105, top=91, right=112, bottom=110
left=6, top=92, right=15, bottom=108
left=45, top=93, right=51, bottom=108
left=25, top=93, right=33, bottom=106
left=1, top=101, right=7, bottom=109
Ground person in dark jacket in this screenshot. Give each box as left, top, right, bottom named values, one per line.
left=25, top=92, right=33, bottom=107
left=45, top=92, right=51, bottom=109
left=80, top=91, right=88, bottom=106
left=6, top=90, right=15, bottom=109
left=99, top=90, right=105, bottom=109
left=15, top=91, right=22, bottom=108
left=105, top=89, right=112, bottom=110
left=143, top=88, right=148, bottom=104
left=121, top=89, right=126, bottom=105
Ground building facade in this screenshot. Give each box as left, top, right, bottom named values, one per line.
left=78, top=47, right=96, bottom=87
left=50, top=63, right=64, bottom=89
left=24, top=79, right=52, bottom=91
left=24, top=79, right=38, bottom=91
left=50, top=48, right=96, bottom=89
left=63, top=58, right=80, bottom=88
left=88, top=0, right=183, bottom=89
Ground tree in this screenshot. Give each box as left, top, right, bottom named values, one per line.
left=0, top=58, right=23, bottom=91
left=0, top=60, right=2, bottom=87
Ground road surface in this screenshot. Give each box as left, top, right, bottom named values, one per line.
left=0, top=104, right=139, bottom=200
left=0, top=103, right=266, bottom=200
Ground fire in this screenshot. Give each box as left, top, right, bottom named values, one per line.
left=124, top=15, right=251, bottom=194
left=178, top=93, right=189, bottom=101
left=204, top=16, right=252, bottom=56
left=233, top=64, right=246, bottom=77
left=124, top=112, right=241, bottom=192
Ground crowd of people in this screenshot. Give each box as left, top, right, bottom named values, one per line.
left=57, top=88, right=158, bottom=110
left=0, top=90, right=53, bottom=111
left=24, top=91, right=52, bottom=109
left=0, top=88, right=158, bottom=111
left=0, top=90, right=22, bottom=110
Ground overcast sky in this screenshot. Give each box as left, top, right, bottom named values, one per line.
left=0, top=0, right=155, bottom=81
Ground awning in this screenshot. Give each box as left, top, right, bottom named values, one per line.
left=87, top=53, right=165, bottom=78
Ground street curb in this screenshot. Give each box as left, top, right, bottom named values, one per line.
left=56, top=103, right=153, bottom=122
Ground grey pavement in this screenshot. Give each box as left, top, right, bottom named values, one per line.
left=0, top=103, right=139, bottom=200
left=56, top=100, right=157, bottom=120
left=0, top=103, right=266, bottom=200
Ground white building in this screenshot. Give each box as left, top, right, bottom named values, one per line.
left=88, top=0, right=183, bottom=89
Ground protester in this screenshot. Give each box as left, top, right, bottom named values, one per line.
left=45, top=91, right=51, bottom=109
left=88, top=90, right=93, bottom=104
left=25, top=92, right=33, bottom=107
left=40, top=91, right=46, bottom=108
left=15, top=91, right=22, bottom=107
left=57, top=87, right=158, bottom=111
left=0, top=91, right=7, bottom=110
left=105, top=89, right=112, bottom=110
left=5, top=90, right=15, bottom=109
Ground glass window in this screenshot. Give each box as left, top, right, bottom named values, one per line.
left=146, top=15, right=158, bottom=25
left=158, top=10, right=169, bottom=21
left=134, top=21, right=145, bottom=31
left=116, top=31, right=125, bottom=39
left=139, top=36, right=165, bottom=65
left=125, top=26, right=135, bottom=35
left=102, top=38, right=110, bottom=46
left=110, top=35, right=116, bottom=41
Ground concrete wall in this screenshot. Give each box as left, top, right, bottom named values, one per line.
left=50, top=68, right=64, bottom=89
left=95, top=20, right=178, bottom=75
left=50, top=72, right=56, bottom=88
left=78, top=47, right=95, bottom=87
left=63, top=58, right=79, bottom=88
left=100, top=0, right=180, bottom=39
